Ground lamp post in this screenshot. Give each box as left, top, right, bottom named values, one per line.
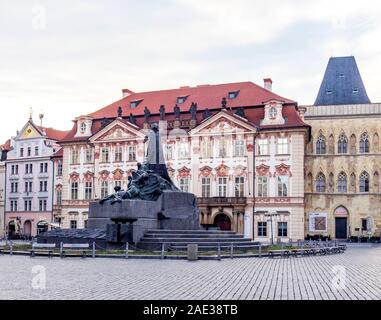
left=265, top=212, right=280, bottom=245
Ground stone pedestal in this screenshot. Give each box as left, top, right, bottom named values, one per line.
left=187, top=244, right=198, bottom=261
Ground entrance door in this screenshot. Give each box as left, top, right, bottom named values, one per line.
left=335, top=217, right=348, bottom=239
left=24, top=221, right=32, bottom=236
left=214, top=214, right=231, bottom=231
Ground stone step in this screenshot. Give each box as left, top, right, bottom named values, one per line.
left=144, top=233, right=245, bottom=239
left=169, top=243, right=261, bottom=251
left=140, top=237, right=252, bottom=243
left=145, top=229, right=237, bottom=235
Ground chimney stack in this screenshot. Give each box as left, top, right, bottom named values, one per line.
left=264, top=78, right=273, bottom=91
left=122, top=88, right=134, bottom=98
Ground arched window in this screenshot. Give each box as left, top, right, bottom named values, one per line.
left=337, top=134, right=348, bottom=154
left=360, top=133, right=370, bottom=153
left=338, top=172, right=347, bottom=193
left=359, top=171, right=370, bottom=192
left=315, top=173, right=326, bottom=192
left=373, top=171, right=379, bottom=193
left=316, top=135, right=326, bottom=155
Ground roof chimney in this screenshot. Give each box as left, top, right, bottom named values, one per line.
left=264, top=78, right=273, bottom=91
left=122, top=88, right=134, bottom=98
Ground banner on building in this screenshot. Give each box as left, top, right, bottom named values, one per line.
left=309, top=212, right=328, bottom=232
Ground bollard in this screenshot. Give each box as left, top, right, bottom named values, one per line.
left=217, top=243, right=221, bottom=261
left=187, top=244, right=198, bottom=261
left=10, top=241, right=13, bottom=256
left=92, top=242, right=96, bottom=259
left=125, top=243, right=129, bottom=259
left=60, top=242, right=63, bottom=258
left=258, top=244, right=262, bottom=258
left=161, top=243, right=165, bottom=260
left=230, top=243, right=234, bottom=259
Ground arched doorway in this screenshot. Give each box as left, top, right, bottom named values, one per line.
left=23, top=220, right=32, bottom=236
left=37, top=221, right=48, bottom=235
left=334, top=206, right=349, bottom=239
left=8, top=221, right=16, bottom=238
left=214, top=213, right=231, bottom=231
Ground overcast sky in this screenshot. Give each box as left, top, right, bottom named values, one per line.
left=1, top=0, right=381, bottom=142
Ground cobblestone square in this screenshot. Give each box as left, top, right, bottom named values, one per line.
left=0, top=245, right=380, bottom=300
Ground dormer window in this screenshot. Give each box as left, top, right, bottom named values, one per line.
left=130, top=100, right=143, bottom=109
left=80, top=122, right=87, bottom=133
left=326, top=89, right=333, bottom=95
left=339, top=73, right=345, bottom=78
left=269, top=107, right=277, bottom=118
left=177, top=96, right=187, bottom=104
left=353, top=88, right=359, bottom=94
left=228, top=91, right=239, bottom=99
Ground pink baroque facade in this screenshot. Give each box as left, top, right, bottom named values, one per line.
left=57, top=81, right=310, bottom=241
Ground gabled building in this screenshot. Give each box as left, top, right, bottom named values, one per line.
left=58, top=81, right=310, bottom=241
left=4, top=118, right=68, bottom=238
left=304, top=56, right=381, bottom=239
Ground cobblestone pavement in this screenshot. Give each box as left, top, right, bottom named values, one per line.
left=0, top=246, right=381, bottom=300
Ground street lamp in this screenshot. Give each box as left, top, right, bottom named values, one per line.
left=265, top=212, right=280, bottom=245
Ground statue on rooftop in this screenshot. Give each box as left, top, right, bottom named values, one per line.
left=189, top=102, right=197, bottom=120
left=173, top=104, right=181, bottom=119
left=144, top=107, right=151, bottom=123
left=159, top=105, right=165, bottom=121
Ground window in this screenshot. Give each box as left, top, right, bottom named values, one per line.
left=360, top=133, right=370, bottom=153
left=277, top=138, right=288, bottom=154
left=353, top=88, right=359, bottom=94
left=114, top=180, right=122, bottom=188
left=11, top=182, right=18, bottom=193
left=218, top=177, right=227, bottom=197
left=326, top=89, right=333, bottom=95
left=257, top=176, right=268, bottom=197
left=85, top=182, right=93, bottom=200
left=201, top=138, right=212, bottom=158
left=258, top=222, right=267, bottom=237
left=278, top=222, right=288, bottom=237
left=35, top=146, right=39, bottom=156
left=85, top=148, right=93, bottom=163
left=39, top=200, right=47, bottom=211
left=359, top=172, right=370, bottom=193
left=178, top=142, right=189, bottom=159
left=166, top=144, right=174, bottom=160
left=57, top=162, right=63, bottom=176
left=316, top=173, right=326, bottom=192
left=71, top=182, right=78, bottom=200
left=101, top=147, right=109, bottom=162
left=316, top=135, right=326, bottom=154
left=70, top=220, right=77, bottom=229
left=228, top=91, right=239, bottom=99
left=10, top=201, right=18, bottom=212
left=27, top=147, right=31, bottom=157
left=40, top=163, right=43, bottom=173
left=56, top=190, right=62, bottom=206
left=44, top=163, right=48, bottom=173
left=128, top=146, right=136, bottom=162
left=277, top=176, right=288, bottom=197
left=15, top=165, right=18, bottom=174
left=338, top=172, right=347, bottom=193
left=258, top=139, right=268, bottom=156
left=20, top=148, right=24, bottom=157
left=234, top=140, right=245, bottom=157
left=218, top=137, right=227, bottom=158
left=201, top=178, right=211, bottom=198
left=269, top=107, right=277, bottom=118
left=25, top=181, right=33, bottom=193
left=338, top=134, right=348, bottom=154
left=235, top=177, right=245, bottom=197
left=177, top=96, right=187, bottom=104
left=71, top=149, right=79, bottom=164
left=179, top=178, right=189, bottom=193
left=80, top=122, right=87, bottom=133
left=40, top=181, right=48, bottom=192
left=101, top=181, right=109, bottom=199
left=114, top=146, right=123, bottom=162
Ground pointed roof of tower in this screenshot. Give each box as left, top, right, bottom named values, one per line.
left=314, top=56, right=371, bottom=106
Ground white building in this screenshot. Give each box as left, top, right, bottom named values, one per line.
left=4, top=118, right=67, bottom=238
left=57, top=81, right=310, bottom=242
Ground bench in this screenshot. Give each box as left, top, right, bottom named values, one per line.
left=0, top=246, right=5, bottom=255
left=30, top=243, right=56, bottom=258
left=268, top=249, right=292, bottom=258
left=61, top=244, right=91, bottom=258
left=29, top=243, right=56, bottom=258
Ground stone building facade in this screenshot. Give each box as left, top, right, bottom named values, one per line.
left=4, top=119, right=67, bottom=237
left=57, top=81, right=310, bottom=241
left=0, top=141, right=10, bottom=238
left=303, top=56, right=381, bottom=239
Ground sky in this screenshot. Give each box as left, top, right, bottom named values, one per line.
left=1, top=0, right=381, bottom=142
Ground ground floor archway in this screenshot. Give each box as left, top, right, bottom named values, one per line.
left=23, top=220, right=32, bottom=236
left=214, top=213, right=232, bottom=231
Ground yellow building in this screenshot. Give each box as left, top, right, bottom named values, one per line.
left=303, top=56, right=381, bottom=239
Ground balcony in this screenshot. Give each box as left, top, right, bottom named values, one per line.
left=38, top=172, right=49, bottom=179
left=197, top=197, right=247, bottom=206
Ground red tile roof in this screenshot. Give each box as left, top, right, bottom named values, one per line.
left=60, top=81, right=307, bottom=143
left=52, top=148, right=63, bottom=158
left=88, top=81, right=295, bottom=119
left=38, top=126, right=69, bottom=141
